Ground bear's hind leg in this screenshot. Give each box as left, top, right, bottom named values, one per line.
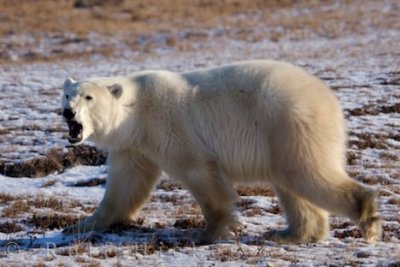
left=266, top=186, right=329, bottom=243
left=278, top=170, right=381, bottom=243
left=353, top=186, right=381, bottom=243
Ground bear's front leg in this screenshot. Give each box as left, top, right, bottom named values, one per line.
left=63, top=150, right=160, bottom=234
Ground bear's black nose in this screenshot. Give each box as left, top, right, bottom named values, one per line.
left=63, top=108, right=76, bottom=120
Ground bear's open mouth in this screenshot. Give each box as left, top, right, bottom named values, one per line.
left=67, top=120, right=83, bottom=144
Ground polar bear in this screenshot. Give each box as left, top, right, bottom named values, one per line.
left=61, top=60, right=381, bottom=243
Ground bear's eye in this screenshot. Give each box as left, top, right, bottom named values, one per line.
left=65, top=94, right=69, bottom=99
left=85, top=95, right=93, bottom=101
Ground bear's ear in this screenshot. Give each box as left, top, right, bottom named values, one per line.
left=63, top=77, right=76, bottom=89
left=107, top=83, right=123, bottom=98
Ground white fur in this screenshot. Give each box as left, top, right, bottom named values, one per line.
left=62, top=60, right=381, bottom=243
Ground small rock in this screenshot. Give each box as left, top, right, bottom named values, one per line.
left=355, top=250, right=371, bottom=258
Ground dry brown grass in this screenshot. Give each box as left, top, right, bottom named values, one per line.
left=3, top=200, right=30, bottom=218
left=28, top=213, right=81, bottom=230
left=56, top=242, right=90, bottom=256
left=0, top=221, right=24, bottom=233
left=237, top=198, right=257, bottom=209
left=1, top=0, right=398, bottom=63
left=0, top=193, right=16, bottom=204
left=236, top=185, right=275, bottom=197
left=213, top=244, right=279, bottom=264
left=379, top=151, right=399, bottom=161
left=244, top=207, right=264, bottom=217
left=346, top=151, right=361, bottom=165
left=265, top=205, right=282, bottom=215
left=382, top=224, right=400, bottom=242
left=237, top=197, right=281, bottom=216
left=90, top=247, right=118, bottom=259
left=0, top=145, right=106, bottom=178
left=0, top=154, right=63, bottom=178
left=331, top=220, right=353, bottom=230
left=156, top=179, right=183, bottom=191
left=347, top=103, right=400, bottom=116
left=0, top=0, right=313, bottom=36
left=0, top=0, right=297, bottom=62
left=349, top=132, right=388, bottom=150
left=1, top=194, right=90, bottom=231
left=2, top=194, right=88, bottom=229
left=173, top=217, right=205, bottom=229
left=40, top=195, right=82, bottom=210
left=333, top=227, right=362, bottom=239
left=73, top=178, right=106, bottom=187
left=29, top=196, right=65, bottom=211
left=151, top=194, right=186, bottom=204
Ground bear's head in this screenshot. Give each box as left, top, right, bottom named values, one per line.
left=62, top=77, right=123, bottom=145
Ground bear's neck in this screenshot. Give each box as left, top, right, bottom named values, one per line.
left=92, top=104, right=141, bottom=151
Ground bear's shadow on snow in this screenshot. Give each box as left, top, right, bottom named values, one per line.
left=1, top=225, right=269, bottom=252
left=97, top=223, right=271, bottom=247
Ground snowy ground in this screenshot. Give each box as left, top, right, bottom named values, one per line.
left=1, top=1, right=399, bottom=266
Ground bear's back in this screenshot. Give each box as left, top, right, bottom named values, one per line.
left=178, top=60, right=345, bottom=181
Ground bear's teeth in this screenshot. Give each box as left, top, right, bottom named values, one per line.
left=68, top=134, right=82, bottom=144
left=67, top=120, right=83, bottom=143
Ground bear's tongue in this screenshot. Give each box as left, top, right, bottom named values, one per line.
left=67, top=120, right=83, bottom=144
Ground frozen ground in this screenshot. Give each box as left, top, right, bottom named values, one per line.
left=0, top=1, right=399, bottom=266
